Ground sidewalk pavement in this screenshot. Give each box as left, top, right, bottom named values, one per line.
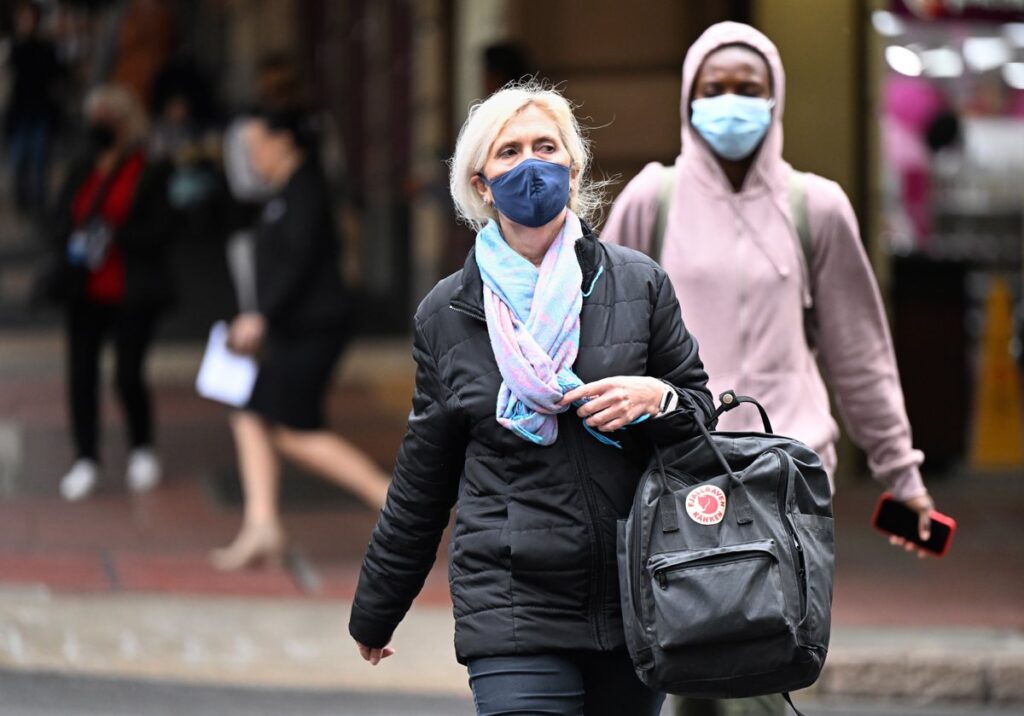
left=0, top=329, right=1022, bottom=707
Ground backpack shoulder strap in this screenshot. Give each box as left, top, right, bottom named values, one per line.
left=651, top=163, right=677, bottom=262
left=787, top=169, right=812, bottom=289
left=787, top=169, right=819, bottom=348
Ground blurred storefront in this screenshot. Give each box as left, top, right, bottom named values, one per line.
left=869, top=1, right=1024, bottom=473
left=120, top=0, right=1024, bottom=473
left=4, top=0, right=1019, bottom=473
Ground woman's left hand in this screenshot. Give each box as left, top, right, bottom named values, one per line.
left=559, top=376, right=667, bottom=432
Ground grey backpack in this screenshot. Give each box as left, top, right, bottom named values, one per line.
left=617, top=391, right=834, bottom=710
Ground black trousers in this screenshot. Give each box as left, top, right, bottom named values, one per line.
left=467, top=650, right=664, bottom=716
left=66, top=301, right=160, bottom=461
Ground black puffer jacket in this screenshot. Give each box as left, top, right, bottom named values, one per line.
left=349, top=227, right=714, bottom=663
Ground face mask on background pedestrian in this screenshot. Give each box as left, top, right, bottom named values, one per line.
left=479, top=157, right=571, bottom=228
left=690, top=94, right=773, bottom=161
left=88, top=122, right=117, bottom=152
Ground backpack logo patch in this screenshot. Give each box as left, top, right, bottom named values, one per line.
left=686, top=485, right=727, bottom=525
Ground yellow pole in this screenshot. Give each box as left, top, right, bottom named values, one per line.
left=970, top=277, right=1024, bottom=471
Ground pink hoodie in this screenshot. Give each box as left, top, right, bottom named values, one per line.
left=602, top=22, right=926, bottom=501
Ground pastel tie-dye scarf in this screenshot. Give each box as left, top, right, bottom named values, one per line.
left=476, top=211, right=585, bottom=445
left=477, top=210, right=649, bottom=448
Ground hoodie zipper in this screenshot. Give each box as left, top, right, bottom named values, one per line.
left=730, top=198, right=750, bottom=377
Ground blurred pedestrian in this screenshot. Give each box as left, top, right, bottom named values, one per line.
left=3, top=1, right=63, bottom=216
left=149, top=62, right=224, bottom=217
left=42, top=84, right=177, bottom=501
left=602, top=22, right=939, bottom=716
left=109, top=0, right=176, bottom=107
left=349, top=82, right=714, bottom=716
left=483, top=42, right=530, bottom=96
left=209, top=111, right=391, bottom=572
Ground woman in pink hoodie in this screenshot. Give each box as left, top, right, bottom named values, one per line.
left=603, top=22, right=936, bottom=715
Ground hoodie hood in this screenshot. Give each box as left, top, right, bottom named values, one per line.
left=680, top=22, right=789, bottom=195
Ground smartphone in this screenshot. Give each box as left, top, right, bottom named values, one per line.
left=871, top=492, right=956, bottom=557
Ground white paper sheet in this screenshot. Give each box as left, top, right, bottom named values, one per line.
left=195, top=321, right=258, bottom=407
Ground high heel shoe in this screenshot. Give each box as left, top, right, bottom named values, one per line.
left=209, top=523, right=287, bottom=571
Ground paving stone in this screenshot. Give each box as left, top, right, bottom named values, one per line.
left=111, top=553, right=303, bottom=598
left=0, top=552, right=111, bottom=592
left=989, top=653, right=1024, bottom=703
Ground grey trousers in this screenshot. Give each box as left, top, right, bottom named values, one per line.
left=673, top=694, right=786, bottom=716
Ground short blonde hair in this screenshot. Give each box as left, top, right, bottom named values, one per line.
left=449, top=80, right=604, bottom=232
left=84, top=84, right=149, bottom=148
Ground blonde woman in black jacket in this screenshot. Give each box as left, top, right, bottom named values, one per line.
left=349, top=82, right=714, bottom=716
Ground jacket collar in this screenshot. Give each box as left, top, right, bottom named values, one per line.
left=449, top=220, right=601, bottom=321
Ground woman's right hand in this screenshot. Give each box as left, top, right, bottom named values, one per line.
left=227, top=312, right=266, bottom=355
left=356, top=640, right=395, bottom=665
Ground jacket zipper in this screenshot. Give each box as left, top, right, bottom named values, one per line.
left=563, top=413, right=609, bottom=650
left=450, top=303, right=485, bottom=322
left=771, top=448, right=807, bottom=619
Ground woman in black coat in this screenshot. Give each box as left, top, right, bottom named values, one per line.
left=209, top=111, right=391, bottom=571
left=349, top=83, right=714, bottom=716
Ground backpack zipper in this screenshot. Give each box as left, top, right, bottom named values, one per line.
left=651, top=541, right=777, bottom=590
left=630, top=470, right=652, bottom=623
left=630, top=468, right=693, bottom=622
left=772, top=448, right=807, bottom=619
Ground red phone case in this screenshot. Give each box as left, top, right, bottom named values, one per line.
left=871, top=492, right=957, bottom=557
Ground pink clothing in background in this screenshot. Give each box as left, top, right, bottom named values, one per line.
left=602, top=22, right=926, bottom=501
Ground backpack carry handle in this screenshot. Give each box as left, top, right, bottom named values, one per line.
left=656, top=392, right=754, bottom=527
left=710, top=390, right=774, bottom=434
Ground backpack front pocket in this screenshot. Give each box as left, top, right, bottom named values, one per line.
left=647, top=539, right=788, bottom=649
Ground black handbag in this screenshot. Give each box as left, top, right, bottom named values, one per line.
left=617, top=391, right=835, bottom=714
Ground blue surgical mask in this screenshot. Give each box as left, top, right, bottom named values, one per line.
left=690, top=94, right=774, bottom=161
left=479, top=158, right=571, bottom=228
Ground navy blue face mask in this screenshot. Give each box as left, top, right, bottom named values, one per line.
left=479, top=158, right=571, bottom=228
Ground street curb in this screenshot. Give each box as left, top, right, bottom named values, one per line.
left=805, top=627, right=1024, bottom=705
left=0, top=589, right=1022, bottom=706
left=0, top=589, right=465, bottom=696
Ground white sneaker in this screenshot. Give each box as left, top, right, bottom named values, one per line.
left=126, top=447, right=162, bottom=493
left=60, top=459, right=99, bottom=501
